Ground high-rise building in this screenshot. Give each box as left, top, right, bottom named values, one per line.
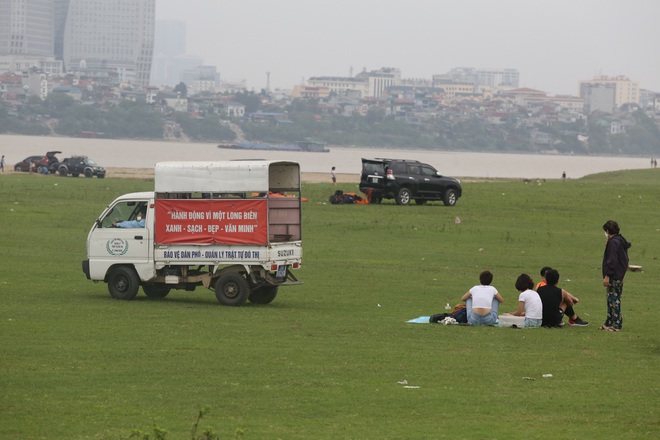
left=0, top=0, right=54, bottom=57
left=151, top=20, right=203, bottom=87
left=154, top=20, right=186, bottom=58
left=579, top=75, right=639, bottom=108
left=53, top=0, right=70, bottom=61
left=63, top=0, right=155, bottom=88
left=580, top=83, right=616, bottom=114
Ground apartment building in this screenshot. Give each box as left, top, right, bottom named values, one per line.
left=307, top=76, right=369, bottom=96
left=581, top=83, right=616, bottom=114
left=291, top=85, right=331, bottom=99
left=434, top=67, right=520, bottom=89
left=0, top=0, right=54, bottom=57
left=579, top=75, right=639, bottom=108
left=180, top=65, right=219, bottom=95
left=307, top=67, right=401, bottom=99
left=0, top=0, right=64, bottom=76
left=356, top=67, right=401, bottom=98
left=432, top=80, right=476, bottom=98
left=476, top=68, right=519, bottom=88
left=63, top=0, right=155, bottom=88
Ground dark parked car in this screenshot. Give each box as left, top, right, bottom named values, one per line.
left=14, top=151, right=61, bottom=173
left=14, top=155, right=48, bottom=172
left=56, top=156, right=105, bottom=178
left=359, top=158, right=462, bottom=206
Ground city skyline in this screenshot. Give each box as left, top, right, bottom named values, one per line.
left=155, top=0, right=660, bottom=95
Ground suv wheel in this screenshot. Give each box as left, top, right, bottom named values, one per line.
left=58, top=166, right=68, bottom=176
left=84, top=168, right=94, bottom=178
left=443, top=189, right=457, bottom=206
left=396, top=188, right=412, bottom=205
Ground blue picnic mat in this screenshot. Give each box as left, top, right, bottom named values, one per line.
left=406, top=316, right=431, bottom=324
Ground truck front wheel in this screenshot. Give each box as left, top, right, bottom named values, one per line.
left=249, top=286, right=279, bottom=304
left=215, top=273, right=250, bottom=306
left=107, top=266, right=139, bottom=300
left=143, top=283, right=171, bottom=299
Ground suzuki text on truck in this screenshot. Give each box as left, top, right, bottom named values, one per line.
left=82, top=160, right=302, bottom=306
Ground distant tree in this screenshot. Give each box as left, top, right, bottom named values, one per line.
left=366, top=107, right=386, bottom=125
left=233, top=91, right=262, bottom=114
left=173, top=82, right=188, bottom=98
left=175, top=112, right=235, bottom=142
left=44, top=93, right=76, bottom=113
left=288, top=99, right=316, bottom=113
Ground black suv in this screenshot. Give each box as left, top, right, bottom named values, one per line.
left=359, top=158, right=462, bottom=206
left=56, top=156, right=106, bottom=178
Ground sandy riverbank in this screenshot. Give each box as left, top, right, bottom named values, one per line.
left=107, top=168, right=358, bottom=183
left=3, top=167, right=359, bottom=184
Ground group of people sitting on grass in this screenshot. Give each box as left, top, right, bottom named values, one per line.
left=460, top=267, right=589, bottom=328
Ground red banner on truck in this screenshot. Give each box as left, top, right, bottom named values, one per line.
left=155, top=199, right=268, bottom=245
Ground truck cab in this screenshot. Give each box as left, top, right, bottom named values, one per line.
left=83, top=160, right=302, bottom=306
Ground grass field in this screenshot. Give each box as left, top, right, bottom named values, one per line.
left=1, top=170, right=658, bottom=439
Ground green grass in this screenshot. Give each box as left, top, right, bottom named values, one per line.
left=1, top=171, right=659, bottom=439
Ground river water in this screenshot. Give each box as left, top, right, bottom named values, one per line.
left=0, top=134, right=652, bottom=179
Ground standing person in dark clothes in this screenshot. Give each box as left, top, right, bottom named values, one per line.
left=601, top=220, right=631, bottom=332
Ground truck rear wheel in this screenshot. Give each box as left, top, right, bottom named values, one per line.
left=107, top=266, right=139, bottom=300
left=143, top=283, right=171, bottom=299
left=249, top=286, right=279, bottom=304
left=215, top=273, right=250, bottom=306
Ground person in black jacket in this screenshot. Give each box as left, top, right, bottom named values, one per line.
left=601, top=220, right=631, bottom=332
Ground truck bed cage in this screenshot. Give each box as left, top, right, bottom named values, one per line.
left=154, top=160, right=301, bottom=194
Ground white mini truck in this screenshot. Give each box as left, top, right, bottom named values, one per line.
left=82, top=160, right=303, bottom=306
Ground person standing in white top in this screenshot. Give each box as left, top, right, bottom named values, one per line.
left=460, top=270, right=504, bottom=326
left=505, top=273, right=543, bottom=328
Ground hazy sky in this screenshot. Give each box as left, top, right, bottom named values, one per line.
left=155, top=0, right=660, bottom=95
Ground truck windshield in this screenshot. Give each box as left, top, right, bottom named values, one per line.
left=100, top=201, right=147, bottom=228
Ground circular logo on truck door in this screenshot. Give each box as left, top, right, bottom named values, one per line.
left=106, top=238, right=129, bottom=256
